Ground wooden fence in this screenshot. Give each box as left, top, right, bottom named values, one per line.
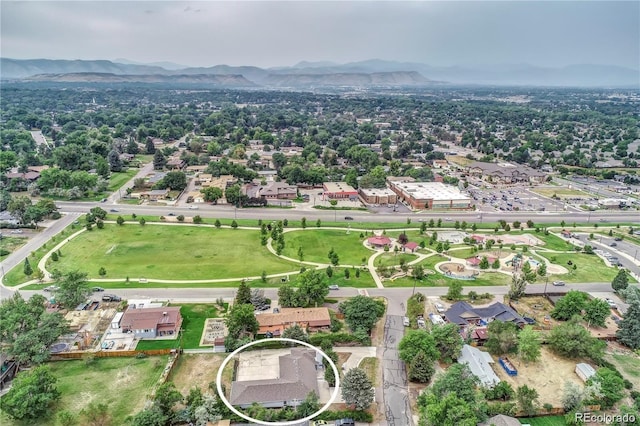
left=51, top=349, right=174, bottom=359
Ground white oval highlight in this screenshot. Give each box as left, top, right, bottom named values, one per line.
left=215, top=337, right=341, bottom=426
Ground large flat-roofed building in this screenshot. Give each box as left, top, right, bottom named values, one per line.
left=359, top=187, right=398, bottom=205
left=323, top=182, right=358, bottom=200
left=388, top=180, right=471, bottom=210
left=466, top=161, right=546, bottom=184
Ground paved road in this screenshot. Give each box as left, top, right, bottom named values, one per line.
left=54, top=201, right=640, bottom=225
left=382, top=315, right=412, bottom=426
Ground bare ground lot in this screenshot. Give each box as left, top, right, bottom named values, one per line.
left=169, top=353, right=226, bottom=395
left=492, top=346, right=584, bottom=407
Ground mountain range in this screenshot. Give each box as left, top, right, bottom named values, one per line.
left=1, top=58, right=638, bottom=87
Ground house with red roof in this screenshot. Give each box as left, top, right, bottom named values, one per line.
left=404, top=242, right=419, bottom=253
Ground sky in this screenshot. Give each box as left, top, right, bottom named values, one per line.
left=1, top=1, right=638, bottom=70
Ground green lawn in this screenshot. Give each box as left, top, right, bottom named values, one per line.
left=136, top=304, right=223, bottom=350
left=532, top=187, right=590, bottom=198
left=324, top=267, right=376, bottom=288
left=0, top=236, right=28, bottom=256
left=49, top=224, right=299, bottom=280
left=282, top=229, right=372, bottom=265
left=11, top=356, right=167, bottom=426
left=376, top=253, right=418, bottom=267
left=419, top=254, right=449, bottom=270
left=518, top=416, right=566, bottom=426
left=107, top=168, right=138, bottom=192
left=538, top=252, right=623, bottom=283
left=607, top=353, right=640, bottom=389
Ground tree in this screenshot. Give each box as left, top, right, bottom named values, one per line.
left=139, top=217, right=146, bottom=225
left=431, top=323, right=464, bottom=362
left=296, top=391, right=320, bottom=418
left=517, top=385, right=540, bottom=416
left=116, top=216, right=125, bottom=225
left=327, top=248, right=339, bottom=266
left=429, top=363, right=479, bottom=405
left=98, top=267, right=107, bottom=276
left=612, top=269, right=629, bottom=293
left=616, top=288, right=640, bottom=349
left=537, top=262, right=547, bottom=277
left=551, top=290, right=588, bottom=321
left=409, top=351, right=436, bottom=383
left=23, top=257, right=33, bottom=276
left=235, top=280, right=252, bottom=305
left=486, top=381, right=515, bottom=401
left=587, top=368, right=625, bottom=409
left=398, top=233, right=409, bottom=245
left=153, top=150, right=166, bottom=170
left=153, top=382, right=183, bottom=421
left=398, top=329, right=439, bottom=364
left=562, top=380, right=586, bottom=412
left=0, top=293, right=68, bottom=364
left=485, top=320, right=519, bottom=356
left=548, top=316, right=606, bottom=359
left=81, top=401, right=112, bottom=426
left=193, top=215, right=202, bottom=224
left=278, top=284, right=301, bottom=308
left=411, top=264, right=425, bottom=281
left=214, top=219, right=221, bottom=228
left=282, top=324, right=309, bottom=343
left=297, top=269, right=330, bottom=307
left=0, top=365, right=60, bottom=421
left=479, top=256, right=490, bottom=269
left=225, top=303, right=259, bottom=339
left=341, top=368, right=374, bottom=411
left=128, top=407, right=167, bottom=426
left=583, top=298, right=611, bottom=328
left=107, top=149, right=122, bottom=172
left=201, top=186, right=223, bottom=203
left=54, top=270, right=92, bottom=309
left=420, top=392, right=478, bottom=426
left=339, top=295, right=385, bottom=333
left=518, top=326, right=541, bottom=363
left=301, top=217, right=307, bottom=228
left=446, top=281, right=463, bottom=301
left=231, top=220, right=238, bottom=229
left=145, top=138, right=156, bottom=154
left=157, top=171, right=187, bottom=191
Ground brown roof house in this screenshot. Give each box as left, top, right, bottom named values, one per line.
left=120, top=307, right=182, bottom=339
left=256, top=307, right=331, bottom=336
left=230, top=348, right=320, bottom=409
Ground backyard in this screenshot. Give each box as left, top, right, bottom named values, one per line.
left=136, top=303, right=225, bottom=350
left=12, top=356, right=167, bottom=426
left=49, top=224, right=299, bottom=280
left=168, top=353, right=226, bottom=395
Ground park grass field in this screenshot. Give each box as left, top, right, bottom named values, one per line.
left=376, top=253, right=418, bottom=267
left=538, top=252, right=624, bottom=283
left=385, top=269, right=511, bottom=288
left=281, top=229, right=372, bottom=265
left=49, top=224, right=298, bottom=280
left=532, top=187, right=590, bottom=199
left=13, top=356, right=167, bottom=426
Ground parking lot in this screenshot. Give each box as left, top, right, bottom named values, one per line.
left=468, top=185, right=572, bottom=213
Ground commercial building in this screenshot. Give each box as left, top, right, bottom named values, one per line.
left=358, top=187, right=398, bottom=205
left=387, top=179, right=471, bottom=210
left=322, top=182, right=358, bottom=200
left=466, top=161, right=547, bottom=184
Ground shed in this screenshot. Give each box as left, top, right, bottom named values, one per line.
left=111, top=312, right=124, bottom=329
left=575, top=363, right=596, bottom=382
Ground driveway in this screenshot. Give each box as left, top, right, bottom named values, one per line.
left=382, top=315, right=413, bottom=426
left=334, top=346, right=377, bottom=371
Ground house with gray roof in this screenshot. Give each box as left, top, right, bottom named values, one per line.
left=444, top=301, right=525, bottom=327
left=458, top=344, right=501, bottom=388
left=230, top=348, right=320, bottom=409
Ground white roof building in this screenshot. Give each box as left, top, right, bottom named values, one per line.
left=458, top=344, right=501, bottom=388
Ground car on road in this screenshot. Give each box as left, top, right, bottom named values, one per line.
left=109, top=209, right=119, bottom=212
left=444, top=217, right=452, bottom=221
left=10, top=229, right=23, bottom=234
left=329, top=284, right=339, bottom=290
left=100, top=198, right=107, bottom=203
left=610, top=242, right=617, bottom=247
left=188, top=205, right=199, bottom=210
left=344, top=216, right=353, bottom=220
left=43, top=285, right=60, bottom=292
left=552, top=281, right=566, bottom=286
left=614, top=237, right=623, bottom=241
left=102, top=294, right=121, bottom=302
left=92, top=287, right=105, bottom=292
left=167, top=213, right=176, bottom=216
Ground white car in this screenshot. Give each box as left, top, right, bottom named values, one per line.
left=188, top=205, right=199, bottom=210
left=605, top=298, right=617, bottom=309
left=434, top=303, right=445, bottom=313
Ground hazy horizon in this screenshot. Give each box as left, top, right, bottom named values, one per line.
left=1, top=1, right=638, bottom=70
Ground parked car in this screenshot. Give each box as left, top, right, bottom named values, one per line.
left=100, top=198, right=107, bottom=203
left=102, top=294, right=121, bottom=302
left=523, top=317, right=536, bottom=325
left=189, top=205, right=199, bottom=210
left=329, top=284, right=339, bottom=290
left=605, top=298, right=617, bottom=309
left=335, top=419, right=355, bottom=426
left=611, top=315, right=621, bottom=324
left=92, top=287, right=105, bottom=292
left=552, top=281, right=566, bottom=286
left=403, top=316, right=410, bottom=327
left=312, top=421, right=329, bottom=426
left=614, top=237, right=623, bottom=241
left=10, top=229, right=23, bottom=234
left=434, top=303, right=445, bottom=313
left=43, top=285, right=60, bottom=292
left=344, top=216, right=354, bottom=220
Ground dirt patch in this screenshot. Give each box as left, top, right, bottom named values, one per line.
left=492, top=346, right=584, bottom=407
left=510, top=296, right=558, bottom=330
left=169, top=353, right=226, bottom=394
